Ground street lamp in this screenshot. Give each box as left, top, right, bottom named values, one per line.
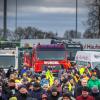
left=76, top=0, right=78, bottom=38
left=4, top=0, right=7, bottom=40
left=16, top=0, right=17, bottom=32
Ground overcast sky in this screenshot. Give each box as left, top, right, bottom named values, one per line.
left=0, top=0, right=88, bottom=37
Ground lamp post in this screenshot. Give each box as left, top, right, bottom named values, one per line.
left=16, top=0, right=17, bottom=33
left=4, top=0, right=7, bottom=40
left=76, top=0, right=78, bottom=38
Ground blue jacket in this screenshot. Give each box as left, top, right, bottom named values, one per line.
left=21, top=69, right=27, bottom=75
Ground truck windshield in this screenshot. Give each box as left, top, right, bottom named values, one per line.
left=65, top=44, right=83, bottom=61
left=0, top=56, right=15, bottom=69
left=37, top=51, right=65, bottom=60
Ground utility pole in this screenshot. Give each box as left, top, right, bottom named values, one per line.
left=16, top=0, right=17, bottom=33
left=76, top=0, right=78, bottom=38
left=4, top=0, right=7, bottom=40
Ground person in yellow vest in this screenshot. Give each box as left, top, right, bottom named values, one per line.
left=21, top=73, right=32, bottom=84
left=79, top=66, right=85, bottom=75
left=62, top=81, right=72, bottom=94
left=46, top=70, right=54, bottom=86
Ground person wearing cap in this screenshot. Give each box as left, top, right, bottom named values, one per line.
left=48, top=87, right=60, bottom=100
left=90, top=86, right=100, bottom=100
left=87, top=74, right=100, bottom=90
left=76, top=86, right=94, bottom=100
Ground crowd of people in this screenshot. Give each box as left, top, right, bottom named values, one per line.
left=0, top=63, right=100, bottom=100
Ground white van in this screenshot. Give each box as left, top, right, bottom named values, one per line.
left=75, top=51, right=100, bottom=69
left=0, top=47, right=18, bottom=73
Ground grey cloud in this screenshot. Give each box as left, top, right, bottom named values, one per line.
left=0, top=0, right=4, bottom=12
left=6, top=0, right=87, bottom=11
left=0, top=0, right=88, bottom=16
left=0, top=0, right=87, bottom=36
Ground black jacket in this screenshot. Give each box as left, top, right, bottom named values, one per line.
left=91, top=92, right=100, bottom=100
left=17, top=93, right=33, bottom=100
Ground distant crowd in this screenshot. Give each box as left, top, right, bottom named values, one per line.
left=0, top=63, right=100, bottom=100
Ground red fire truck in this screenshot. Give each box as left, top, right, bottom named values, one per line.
left=32, top=44, right=71, bottom=73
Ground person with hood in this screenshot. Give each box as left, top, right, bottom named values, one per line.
left=48, top=87, right=60, bottom=100
left=17, top=85, right=33, bottom=100
left=90, top=86, right=100, bottom=100
left=87, top=74, right=100, bottom=90
left=6, top=66, right=15, bottom=78
left=40, top=75, right=49, bottom=88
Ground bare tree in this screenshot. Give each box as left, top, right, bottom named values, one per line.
left=85, top=0, right=100, bottom=38
left=14, top=26, right=56, bottom=40
left=63, top=30, right=81, bottom=39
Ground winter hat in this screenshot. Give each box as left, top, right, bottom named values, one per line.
left=52, top=87, right=58, bottom=92
left=33, top=82, right=41, bottom=87
left=63, top=93, right=71, bottom=99
left=42, top=93, right=47, bottom=98
left=18, top=85, right=27, bottom=90
left=92, top=86, right=99, bottom=93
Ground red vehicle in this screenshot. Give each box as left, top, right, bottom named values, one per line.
left=32, top=44, right=71, bottom=73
